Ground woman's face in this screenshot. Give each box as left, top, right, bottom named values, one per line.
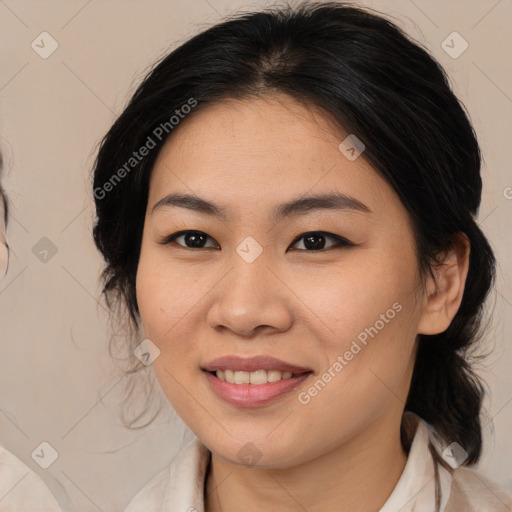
left=136, top=94, right=428, bottom=468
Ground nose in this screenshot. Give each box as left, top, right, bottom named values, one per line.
left=206, top=253, right=294, bottom=338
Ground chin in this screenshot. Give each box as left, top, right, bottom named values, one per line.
left=201, top=430, right=310, bottom=469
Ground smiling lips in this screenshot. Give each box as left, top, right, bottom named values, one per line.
left=202, top=355, right=313, bottom=407
left=202, top=354, right=312, bottom=373
left=216, top=368, right=295, bottom=384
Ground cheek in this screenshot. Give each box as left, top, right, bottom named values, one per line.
left=295, top=300, right=417, bottom=444
left=299, top=246, right=417, bottom=344
left=135, top=251, right=213, bottom=398
left=299, top=245, right=420, bottom=400
left=136, top=249, right=200, bottom=338
left=135, top=258, right=199, bottom=407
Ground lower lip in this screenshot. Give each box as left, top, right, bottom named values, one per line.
left=203, top=371, right=312, bottom=407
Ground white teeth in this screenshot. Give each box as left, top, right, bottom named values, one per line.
left=250, top=370, right=267, bottom=385
left=234, top=371, right=250, bottom=384
left=215, top=369, right=296, bottom=384
left=267, top=370, right=282, bottom=382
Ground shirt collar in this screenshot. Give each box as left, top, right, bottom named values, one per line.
left=379, top=411, right=453, bottom=512
left=0, top=443, right=63, bottom=510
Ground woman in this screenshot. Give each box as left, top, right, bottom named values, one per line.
left=0, top=151, right=63, bottom=510
left=92, top=2, right=512, bottom=511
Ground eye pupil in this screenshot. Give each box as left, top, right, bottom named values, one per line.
left=186, top=232, right=207, bottom=248
left=304, top=234, right=325, bottom=250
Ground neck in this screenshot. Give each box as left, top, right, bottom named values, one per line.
left=204, top=410, right=409, bottom=512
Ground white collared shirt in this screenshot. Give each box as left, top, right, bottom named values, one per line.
left=0, top=443, right=63, bottom=511
left=125, top=412, right=512, bottom=511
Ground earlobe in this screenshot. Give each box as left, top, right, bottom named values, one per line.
left=417, top=233, right=470, bottom=335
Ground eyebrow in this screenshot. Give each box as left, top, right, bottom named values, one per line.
left=151, top=191, right=371, bottom=222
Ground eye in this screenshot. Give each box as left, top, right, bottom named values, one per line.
left=159, top=230, right=219, bottom=249
left=159, top=230, right=353, bottom=252
left=288, top=231, right=353, bottom=252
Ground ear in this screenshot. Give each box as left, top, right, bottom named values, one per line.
left=417, top=233, right=470, bottom=335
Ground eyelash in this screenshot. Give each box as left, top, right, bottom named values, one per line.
left=158, top=230, right=354, bottom=252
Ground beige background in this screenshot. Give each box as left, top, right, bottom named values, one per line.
left=0, top=0, right=511, bottom=510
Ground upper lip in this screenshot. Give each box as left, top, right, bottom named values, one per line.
left=201, top=355, right=312, bottom=374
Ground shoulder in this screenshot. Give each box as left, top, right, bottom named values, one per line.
left=124, top=464, right=173, bottom=511
left=124, top=437, right=210, bottom=512
left=446, top=465, right=512, bottom=512
left=0, top=443, right=63, bottom=511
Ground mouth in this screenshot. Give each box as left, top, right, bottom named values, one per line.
left=205, top=369, right=312, bottom=384
left=201, top=355, right=314, bottom=407
left=201, top=354, right=312, bottom=375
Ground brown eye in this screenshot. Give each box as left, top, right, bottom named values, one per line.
left=160, top=230, right=352, bottom=252
left=289, top=231, right=352, bottom=251
left=160, top=230, right=219, bottom=249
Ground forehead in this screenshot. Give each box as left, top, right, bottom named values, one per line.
left=148, top=94, right=399, bottom=219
